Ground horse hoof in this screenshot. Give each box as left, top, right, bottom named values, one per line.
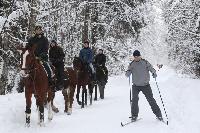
left=67, top=108, right=72, bottom=115
left=67, top=112, right=72, bottom=115
left=39, top=123, right=45, bottom=127
left=48, top=117, right=53, bottom=121
left=48, top=115, right=53, bottom=121
left=77, top=101, right=82, bottom=105
left=53, top=108, right=59, bottom=113
left=94, top=98, right=97, bottom=101
left=25, top=123, right=30, bottom=127
left=64, top=110, right=68, bottom=113
left=52, top=106, right=59, bottom=113
left=38, top=121, right=45, bottom=127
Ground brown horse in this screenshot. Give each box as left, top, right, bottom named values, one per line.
left=49, top=67, right=77, bottom=115
left=18, top=45, right=53, bottom=127
left=61, top=67, right=77, bottom=115
left=73, top=57, right=94, bottom=108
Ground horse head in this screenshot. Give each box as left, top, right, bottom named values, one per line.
left=73, top=57, right=84, bottom=71
left=19, top=44, right=37, bottom=77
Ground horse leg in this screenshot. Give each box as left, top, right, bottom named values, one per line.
left=94, top=84, right=98, bottom=101
left=62, top=88, right=69, bottom=113
left=84, top=86, right=87, bottom=105
left=47, top=89, right=53, bottom=120
left=102, top=82, right=106, bottom=99
left=81, top=87, right=85, bottom=108
left=25, top=90, right=32, bottom=127
left=101, top=85, right=105, bottom=99
left=98, top=82, right=103, bottom=99
left=88, top=84, right=93, bottom=105
left=38, top=105, right=45, bottom=126
left=76, top=85, right=82, bottom=105
left=99, top=82, right=105, bottom=99
left=51, top=91, right=59, bottom=113
left=36, top=98, right=45, bottom=126
left=68, top=85, right=76, bottom=115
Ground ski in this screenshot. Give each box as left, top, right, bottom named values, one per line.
left=121, top=118, right=142, bottom=127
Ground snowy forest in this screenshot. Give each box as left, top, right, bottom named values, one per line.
left=0, top=0, right=200, bottom=95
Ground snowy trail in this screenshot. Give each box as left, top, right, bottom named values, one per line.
left=0, top=66, right=200, bottom=133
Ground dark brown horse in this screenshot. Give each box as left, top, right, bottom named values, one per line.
left=94, top=65, right=108, bottom=99
left=18, top=45, right=53, bottom=127
left=73, top=57, right=94, bottom=108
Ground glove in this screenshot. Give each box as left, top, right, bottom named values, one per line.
left=125, top=70, right=131, bottom=77
left=152, top=73, right=157, bottom=78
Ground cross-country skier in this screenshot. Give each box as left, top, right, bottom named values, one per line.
left=125, top=50, right=163, bottom=121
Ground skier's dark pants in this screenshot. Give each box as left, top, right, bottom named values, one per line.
left=131, top=84, right=162, bottom=118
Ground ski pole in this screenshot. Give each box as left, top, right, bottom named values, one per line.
left=155, top=78, right=169, bottom=125
left=129, top=76, right=132, bottom=105
left=129, top=76, right=133, bottom=119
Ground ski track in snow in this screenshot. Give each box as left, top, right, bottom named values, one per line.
left=0, top=66, right=200, bottom=133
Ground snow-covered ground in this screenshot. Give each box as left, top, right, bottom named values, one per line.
left=0, top=66, right=200, bottom=133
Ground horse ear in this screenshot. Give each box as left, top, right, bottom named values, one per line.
left=16, top=45, right=26, bottom=54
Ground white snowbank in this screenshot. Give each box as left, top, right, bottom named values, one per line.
left=0, top=66, right=200, bottom=133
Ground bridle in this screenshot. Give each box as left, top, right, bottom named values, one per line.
left=20, top=51, right=38, bottom=77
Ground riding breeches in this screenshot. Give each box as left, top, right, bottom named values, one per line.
left=89, top=63, right=95, bottom=74
left=42, top=61, right=53, bottom=79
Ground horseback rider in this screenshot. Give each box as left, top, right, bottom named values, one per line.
left=94, top=49, right=108, bottom=82
left=26, top=25, right=53, bottom=86
left=79, top=40, right=95, bottom=80
left=49, top=40, right=66, bottom=90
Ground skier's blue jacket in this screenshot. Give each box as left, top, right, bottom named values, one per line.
left=79, top=47, right=93, bottom=64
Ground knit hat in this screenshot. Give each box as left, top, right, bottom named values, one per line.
left=99, top=48, right=103, bottom=52
left=133, top=50, right=141, bottom=56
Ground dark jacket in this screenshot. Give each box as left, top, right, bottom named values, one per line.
left=79, top=47, right=93, bottom=64
left=94, top=53, right=106, bottom=66
left=26, top=34, right=49, bottom=61
left=49, top=45, right=65, bottom=66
